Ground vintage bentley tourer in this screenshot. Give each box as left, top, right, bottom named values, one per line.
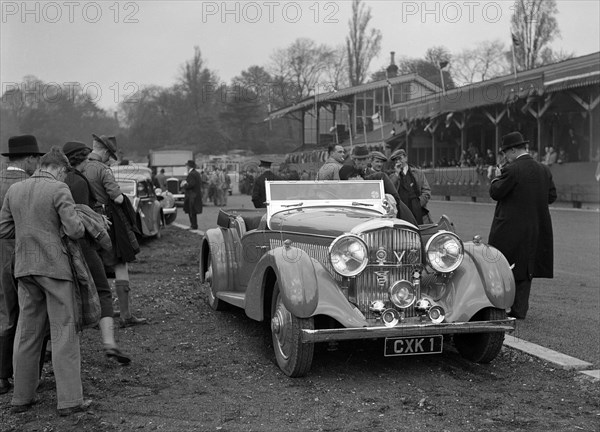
left=200, top=180, right=516, bottom=377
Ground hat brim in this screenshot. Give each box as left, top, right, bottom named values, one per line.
left=92, top=133, right=117, bottom=157
left=501, top=140, right=529, bottom=151
left=1, top=151, right=45, bottom=157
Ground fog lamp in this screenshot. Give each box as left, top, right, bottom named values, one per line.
left=428, top=306, right=445, bottom=324
left=389, top=280, right=415, bottom=308
left=381, top=308, right=400, bottom=327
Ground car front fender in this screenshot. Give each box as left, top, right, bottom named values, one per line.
left=427, top=242, right=515, bottom=322
left=245, top=246, right=367, bottom=327
left=200, top=228, right=231, bottom=295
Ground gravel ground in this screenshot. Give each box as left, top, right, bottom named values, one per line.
left=1, top=225, right=598, bottom=432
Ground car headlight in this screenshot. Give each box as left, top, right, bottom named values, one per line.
left=329, top=235, right=368, bottom=277
left=425, top=231, right=464, bottom=273
left=389, top=280, right=416, bottom=308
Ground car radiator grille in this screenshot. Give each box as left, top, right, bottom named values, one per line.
left=356, top=228, right=422, bottom=319
left=166, top=179, right=179, bottom=194
left=270, top=228, right=422, bottom=320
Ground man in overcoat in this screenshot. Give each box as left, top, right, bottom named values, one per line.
left=182, top=160, right=203, bottom=230
left=389, top=148, right=432, bottom=224
left=251, top=160, right=278, bottom=208
left=82, top=134, right=146, bottom=327
left=489, top=131, right=557, bottom=319
left=0, top=135, right=44, bottom=395
left=0, top=147, right=91, bottom=415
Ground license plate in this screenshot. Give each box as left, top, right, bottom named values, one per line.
left=384, top=335, right=443, bottom=357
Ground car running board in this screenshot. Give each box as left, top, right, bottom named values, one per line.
left=216, top=291, right=246, bottom=308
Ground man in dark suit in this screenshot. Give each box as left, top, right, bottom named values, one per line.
left=252, top=160, right=278, bottom=208
left=0, top=135, right=44, bottom=395
left=489, top=132, right=557, bottom=319
left=182, top=160, right=203, bottom=230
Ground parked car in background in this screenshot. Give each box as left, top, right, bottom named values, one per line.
left=111, top=164, right=177, bottom=238
left=199, top=180, right=516, bottom=377
left=148, top=150, right=194, bottom=205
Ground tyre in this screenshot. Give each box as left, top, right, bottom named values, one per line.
left=200, top=244, right=226, bottom=311
left=454, top=308, right=506, bottom=363
left=270, top=283, right=314, bottom=377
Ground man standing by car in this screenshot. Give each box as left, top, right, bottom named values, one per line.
left=367, top=150, right=388, bottom=175
left=252, top=160, right=278, bottom=208
left=389, top=148, right=432, bottom=224
left=0, top=135, right=44, bottom=395
left=181, top=160, right=203, bottom=230
left=316, top=144, right=345, bottom=180
left=0, top=147, right=91, bottom=415
left=488, top=131, right=556, bottom=319
left=82, top=134, right=146, bottom=328
left=339, top=145, right=417, bottom=225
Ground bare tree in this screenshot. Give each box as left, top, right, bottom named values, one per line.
left=510, top=0, right=560, bottom=70
left=452, top=40, right=511, bottom=86
left=269, top=38, right=334, bottom=100
left=346, top=0, right=382, bottom=86
left=323, top=45, right=349, bottom=92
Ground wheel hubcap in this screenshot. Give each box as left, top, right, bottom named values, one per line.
left=272, top=296, right=293, bottom=360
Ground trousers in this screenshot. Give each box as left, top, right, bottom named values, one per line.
left=11, top=275, right=83, bottom=409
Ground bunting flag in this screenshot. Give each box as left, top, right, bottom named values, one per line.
left=511, top=32, right=521, bottom=47
left=371, top=112, right=381, bottom=124
left=438, top=60, right=449, bottom=70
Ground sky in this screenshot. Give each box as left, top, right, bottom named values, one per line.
left=1, top=0, right=599, bottom=111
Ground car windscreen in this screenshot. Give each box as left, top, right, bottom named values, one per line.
left=116, top=180, right=136, bottom=197
left=269, top=182, right=383, bottom=201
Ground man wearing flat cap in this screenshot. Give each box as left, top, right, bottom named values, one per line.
left=368, top=150, right=388, bottom=175
left=340, top=146, right=417, bottom=225
left=488, top=131, right=556, bottom=319
left=389, top=148, right=432, bottom=224
left=0, top=135, right=44, bottom=395
left=82, top=134, right=146, bottom=328
left=252, top=160, right=278, bottom=208
left=181, top=160, right=203, bottom=230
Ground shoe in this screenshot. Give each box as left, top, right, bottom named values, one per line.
left=57, top=399, right=92, bottom=417
left=105, top=347, right=131, bottom=364
left=0, top=378, right=12, bottom=394
left=11, top=400, right=36, bottom=413
left=119, top=315, right=148, bottom=328
left=507, top=312, right=525, bottom=320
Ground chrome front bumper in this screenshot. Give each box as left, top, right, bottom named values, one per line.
left=301, top=318, right=516, bottom=343
left=162, top=207, right=177, bottom=214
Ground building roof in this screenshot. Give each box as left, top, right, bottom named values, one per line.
left=266, top=74, right=441, bottom=121
left=392, top=52, right=600, bottom=121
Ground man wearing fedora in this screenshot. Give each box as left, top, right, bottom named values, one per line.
left=489, top=131, right=557, bottom=319
left=0, top=146, right=91, bottom=415
left=252, top=160, right=278, bottom=208
left=82, top=134, right=146, bottom=328
left=0, top=135, right=44, bottom=395
left=181, top=160, right=203, bottom=230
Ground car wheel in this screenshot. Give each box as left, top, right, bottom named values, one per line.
left=454, top=307, right=506, bottom=363
left=270, top=282, right=314, bottom=377
left=201, top=246, right=226, bottom=311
